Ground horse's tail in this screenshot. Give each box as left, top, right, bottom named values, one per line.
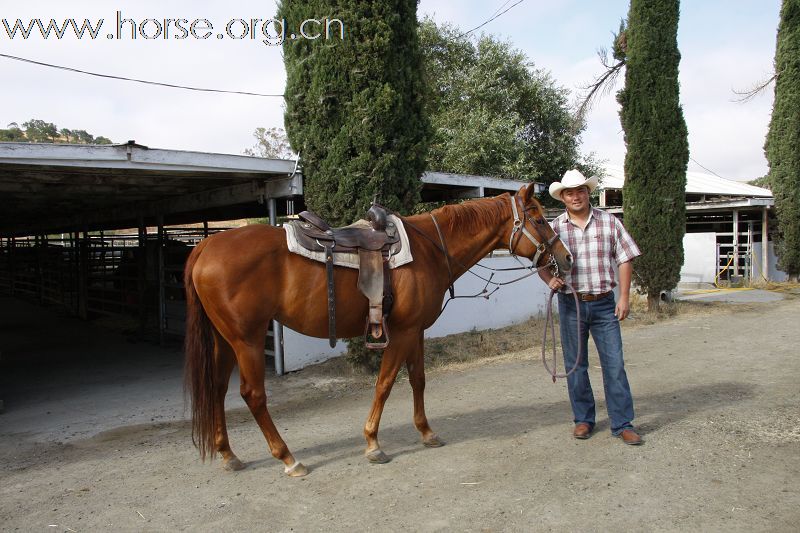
left=183, top=240, right=217, bottom=461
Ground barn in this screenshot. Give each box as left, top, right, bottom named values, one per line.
left=596, top=165, right=784, bottom=286
left=0, top=141, right=548, bottom=377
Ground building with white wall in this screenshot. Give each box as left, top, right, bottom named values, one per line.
left=595, top=165, right=785, bottom=286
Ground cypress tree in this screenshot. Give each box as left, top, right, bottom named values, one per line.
left=278, top=0, right=430, bottom=226
left=617, top=0, right=689, bottom=310
left=765, top=0, right=800, bottom=281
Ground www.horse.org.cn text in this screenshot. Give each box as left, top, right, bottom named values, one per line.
left=1, top=11, right=346, bottom=46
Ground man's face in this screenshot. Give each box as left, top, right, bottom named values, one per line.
left=561, top=186, right=590, bottom=214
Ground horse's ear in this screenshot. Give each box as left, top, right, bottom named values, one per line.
left=523, top=183, right=538, bottom=204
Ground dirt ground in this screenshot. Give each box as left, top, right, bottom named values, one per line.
left=1, top=293, right=799, bottom=532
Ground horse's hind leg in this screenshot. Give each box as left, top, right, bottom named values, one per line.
left=407, top=330, right=444, bottom=448
left=212, top=331, right=244, bottom=471
left=234, top=339, right=308, bottom=477
left=363, top=328, right=415, bottom=463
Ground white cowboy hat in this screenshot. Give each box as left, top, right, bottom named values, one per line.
left=548, top=169, right=599, bottom=201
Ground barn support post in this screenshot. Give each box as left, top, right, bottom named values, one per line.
left=762, top=206, right=769, bottom=282
left=157, top=216, right=166, bottom=346
left=77, top=231, right=89, bottom=319
left=268, top=197, right=285, bottom=376
left=137, top=218, right=148, bottom=337
left=732, top=209, right=740, bottom=278
left=70, top=232, right=79, bottom=315
left=36, top=235, right=44, bottom=305
left=9, top=237, right=16, bottom=296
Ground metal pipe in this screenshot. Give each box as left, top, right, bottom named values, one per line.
left=138, top=218, right=147, bottom=337
left=762, top=206, right=769, bottom=281
left=157, top=216, right=166, bottom=346
left=732, top=209, right=739, bottom=277
left=268, top=197, right=285, bottom=376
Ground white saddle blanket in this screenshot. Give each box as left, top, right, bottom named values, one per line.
left=284, top=214, right=413, bottom=269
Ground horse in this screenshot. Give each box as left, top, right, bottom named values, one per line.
left=184, top=183, right=573, bottom=477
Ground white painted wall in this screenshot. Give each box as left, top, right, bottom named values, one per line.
left=680, top=233, right=717, bottom=284
left=678, top=233, right=788, bottom=286
left=281, top=254, right=551, bottom=372
left=751, top=242, right=789, bottom=282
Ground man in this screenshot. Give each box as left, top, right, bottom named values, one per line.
left=539, top=169, right=643, bottom=445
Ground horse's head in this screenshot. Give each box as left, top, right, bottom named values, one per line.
left=507, top=184, right=573, bottom=275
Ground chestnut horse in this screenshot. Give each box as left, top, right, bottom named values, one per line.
left=184, top=184, right=573, bottom=477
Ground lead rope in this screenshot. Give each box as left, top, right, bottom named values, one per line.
left=541, top=281, right=582, bottom=383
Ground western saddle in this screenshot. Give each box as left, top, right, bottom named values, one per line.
left=290, top=205, right=401, bottom=350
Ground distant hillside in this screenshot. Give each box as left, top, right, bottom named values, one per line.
left=0, top=119, right=112, bottom=144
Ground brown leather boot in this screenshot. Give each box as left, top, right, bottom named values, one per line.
left=573, top=423, right=593, bottom=439
left=617, top=428, right=643, bottom=445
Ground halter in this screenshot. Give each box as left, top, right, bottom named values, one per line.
left=508, top=195, right=560, bottom=269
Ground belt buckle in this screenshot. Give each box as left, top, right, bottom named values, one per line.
left=579, top=292, right=604, bottom=301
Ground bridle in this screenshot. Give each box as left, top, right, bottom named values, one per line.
left=508, top=194, right=561, bottom=272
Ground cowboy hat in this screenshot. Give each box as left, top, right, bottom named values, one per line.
left=548, top=169, right=599, bottom=201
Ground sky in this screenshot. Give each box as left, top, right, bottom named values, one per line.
left=1, top=1, right=780, bottom=182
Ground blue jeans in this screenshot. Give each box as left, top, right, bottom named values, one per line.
left=557, top=292, right=635, bottom=435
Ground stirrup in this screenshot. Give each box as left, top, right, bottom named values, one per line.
left=364, top=315, right=389, bottom=350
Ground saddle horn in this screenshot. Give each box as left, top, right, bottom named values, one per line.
left=367, top=204, right=387, bottom=232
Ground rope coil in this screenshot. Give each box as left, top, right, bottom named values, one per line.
left=541, top=281, right=583, bottom=383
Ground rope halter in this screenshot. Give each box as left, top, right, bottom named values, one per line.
left=508, top=194, right=560, bottom=268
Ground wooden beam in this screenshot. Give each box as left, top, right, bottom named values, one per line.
left=1, top=174, right=302, bottom=236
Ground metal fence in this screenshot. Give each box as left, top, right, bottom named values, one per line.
left=0, top=224, right=229, bottom=340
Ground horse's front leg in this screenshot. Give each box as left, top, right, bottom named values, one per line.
left=362, top=328, right=414, bottom=463
left=407, top=330, right=444, bottom=448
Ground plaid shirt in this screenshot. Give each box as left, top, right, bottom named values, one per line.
left=550, top=207, right=641, bottom=294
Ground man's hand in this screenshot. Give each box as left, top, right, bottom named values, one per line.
left=616, top=261, right=634, bottom=321
left=615, top=297, right=630, bottom=321
left=548, top=277, right=565, bottom=291
left=538, top=268, right=565, bottom=291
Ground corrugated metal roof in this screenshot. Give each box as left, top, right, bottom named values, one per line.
left=598, top=164, right=772, bottom=197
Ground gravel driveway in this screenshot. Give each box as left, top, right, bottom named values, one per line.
left=1, top=294, right=798, bottom=531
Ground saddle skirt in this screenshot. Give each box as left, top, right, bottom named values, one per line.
left=284, top=214, right=414, bottom=269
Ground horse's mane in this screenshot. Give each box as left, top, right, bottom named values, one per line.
left=435, top=194, right=510, bottom=234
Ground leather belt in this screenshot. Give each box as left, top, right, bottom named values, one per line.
left=575, top=290, right=612, bottom=302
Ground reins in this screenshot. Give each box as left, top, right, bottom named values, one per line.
left=542, top=281, right=583, bottom=383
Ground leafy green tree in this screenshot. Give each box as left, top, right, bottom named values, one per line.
left=748, top=174, right=771, bottom=190
left=23, top=119, right=59, bottom=142
left=0, top=123, right=25, bottom=141
left=71, top=129, right=95, bottom=143
left=279, top=0, right=430, bottom=226
left=420, top=19, right=596, bottom=200
left=617, top=0, right=689, bottom=310
left=244, top=127, right=296, bottom=159
left=765, top=0, right=800, bottom=281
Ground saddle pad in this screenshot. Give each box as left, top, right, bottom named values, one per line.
left=284, top=214, right=413, bottom=269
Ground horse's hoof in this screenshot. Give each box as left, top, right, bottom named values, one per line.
left=366, top=449, right=390, bottom=464
left=284, top=461, right=308, bottom=477
left=423, top=434, right=445, bottom=448
left=222, top=457, right=246, bottom=471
